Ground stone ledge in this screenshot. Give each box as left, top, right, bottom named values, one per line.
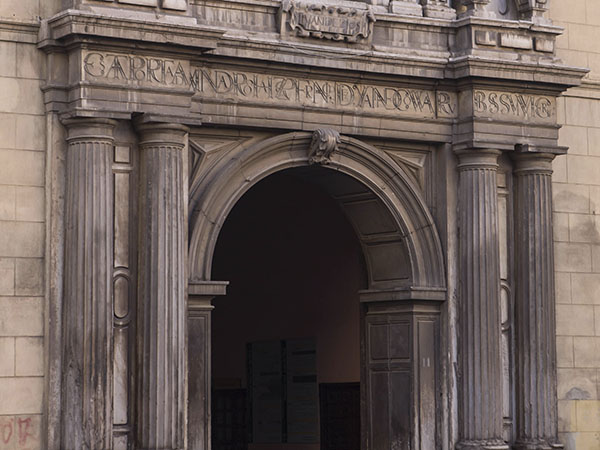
left=0, top=18, right=39, bottom=44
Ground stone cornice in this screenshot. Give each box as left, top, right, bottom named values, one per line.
left=38, top=9, right=225, bottom=52
left=37, top=6, right=588, bottom=91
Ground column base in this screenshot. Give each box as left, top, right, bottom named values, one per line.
left=513, top=439, right=564, bottom=450
left=456, top=440, right=509, bottom=450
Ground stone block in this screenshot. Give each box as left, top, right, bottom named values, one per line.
left=589, top=54, right=600, bottom=82
left=0, top=42, right=16, bottom=78
left=15, top=187, right=44, bottom=222
left=567, top=155, right=600, bottom=185
left=15, top=115, right=46, bottom=152
left=569, top=23, right=600, bottom=53
left=0, top=259, right=15, bottom=296
left=0, top=150, right=44, bottom=187
left=591, top=186, right=600, bottom=215
left=559, top=125, right=589, bottom=155
left=0, top=186, right=15, bottom=221
left=0, top=113, right=16, bottom=150
left=596, top=307, right=600, bottom=336
left=558, top=368, right=598, bottom=400
left=556, top=272, right=572, bottom=304
left=554, top=213, right=570, bottom=242
left=569, top=214, right=600, bottom=243
left=0, top=78, right=43, bottom=115
left=555, top=49, right=589, bottom=72
left=571, top=273, right=600, bottom=304
left=0, top=0, right=39, bottom=20
left=557, top=305, right=595, bottom=336
left=594, top=245, right=600, bottom=272
left=0, top=297, right=43, bottom=337
left=576, top=400, right=600, bottom=431
left=557, top=336, right=574, bottom=367
left=558, top=400, right=578, bottom=432
left=0, top=337, right=14, bottom=376
left=0, top=378, right=43, bottom=415
left=15, top=337, right=42, bottom=377
left=554, top=183, right=589, bottom=214
left=589, top=128, right=600, bottom=157
left=565, top=96, right=600, bottom=128
left=16, top=44, right=45, bottom=80
left=555, top=242, right=592, bottom=273
left=572, top=432, right=600, bottom=449
left=574, top=337, right=600, bottom=367
left=553, top=155, right=567, bottom=183
left=14, top=259, right=43, bottom=297
left=0, top=222, right=44, bottom=258
left=0, top=414, right=41, bottom=450
left=548, top=0, right=587, bottom=24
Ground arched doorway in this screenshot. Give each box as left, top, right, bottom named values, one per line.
left=211, top=168, right=366, bottom=450
left=187, top=130, right=446, bottom=450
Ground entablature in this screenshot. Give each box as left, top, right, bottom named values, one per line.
left=37, top=1, right=588, bottom=148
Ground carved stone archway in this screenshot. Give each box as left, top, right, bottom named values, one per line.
left=187, top=130, right=447, bottom=449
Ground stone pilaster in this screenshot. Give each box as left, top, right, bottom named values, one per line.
left=456, top=149, right=508, bottom=450
left=512, top=152, right=562, bottom=450
left=188, top=281, right=228, bottom=450
left=61, top=118, right=116, bottom=449
left=135, top=122, right=189, bottom=450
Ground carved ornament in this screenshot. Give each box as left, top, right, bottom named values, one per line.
left=281, top=0, right=375, bottom=42
left=515, top=0, right=547, bottom=17
left=308, top=128, right=340, bottom=164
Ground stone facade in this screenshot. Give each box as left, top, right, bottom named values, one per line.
left=0, top=0, right=598, bottom=449
left=549, top=3, right=600, bottom=448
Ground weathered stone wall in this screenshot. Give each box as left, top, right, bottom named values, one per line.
left=550, top=2, right=600, bottom=448
left=0, top=3, right=50, bottom=449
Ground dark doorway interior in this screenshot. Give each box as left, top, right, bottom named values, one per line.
left=211, top=168, right=367, bottom=450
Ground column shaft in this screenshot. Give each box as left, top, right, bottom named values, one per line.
left=61, top=118, right=116, bottom=449
left=136, top=122, right=188, bottom=449
left=513, top=153, right=562, bottom=450
left=456, top=150, right=508, bottom=450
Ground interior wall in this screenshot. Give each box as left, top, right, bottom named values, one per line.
left=211, top=169, right=367, bottom=450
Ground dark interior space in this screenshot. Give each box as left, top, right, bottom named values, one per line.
left=211, top=167, right=367, bottom=450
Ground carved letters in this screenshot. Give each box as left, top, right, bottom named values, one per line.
left=472, top=90, right=555, bottom=123
left=81, top=51, right=558, bottom=125
left=281, top=0, right=375, bottom=42
left=82, top=51, right=457, bottom=119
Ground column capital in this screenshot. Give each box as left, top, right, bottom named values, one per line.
left=512, top=144, right=564, bottom=175
left=134, top=120, right=189, bottom=149
left=455, top=148, right=501, bottom=170
left=62, top=117, right=117, bottom=142
left=512, top=152, right=556, bottom=175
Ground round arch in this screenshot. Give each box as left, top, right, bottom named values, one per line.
left=188, top=130, right=446, bottom=295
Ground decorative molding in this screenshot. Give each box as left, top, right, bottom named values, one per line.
left=281, top=0, right=375, bottom=42
left=308, top=128, right=340, bottom=164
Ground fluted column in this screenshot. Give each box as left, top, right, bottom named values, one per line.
left=136, top=122, right=189, bottom=450
left=513, top=152, right=562, bottom=450
left=456, top=149, right=508, bottom=450
left=61, top=118, right=116, bottom=449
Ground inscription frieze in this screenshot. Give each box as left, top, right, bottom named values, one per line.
left=81, top=51, right=459, bottom=119
left=472, top=90, right=555, bottom=123
left=281, top=0, right=375, bottom=42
